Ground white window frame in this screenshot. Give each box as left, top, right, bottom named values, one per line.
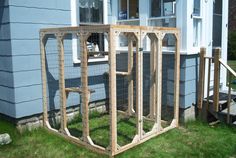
left=192, top=0, right=202, bottom=49
left=71, top=0, right=108, bottom=64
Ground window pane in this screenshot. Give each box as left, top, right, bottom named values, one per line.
left=193, top=19, right=201, bottom=47
left=119, top=0, right=127, bottom=20
left=212, top=0, right=222, bottom=47
left=129, top=0, right=139, bottom=19
left=150, top=0, right=161, bottom=17
left=79, top=0, right=103, bottom=23
left=163, top=0, right=175, bottom=16
left=193, top=0, right=200, bottom=16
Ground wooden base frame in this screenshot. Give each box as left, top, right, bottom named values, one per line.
left=40, top=25, right=180, bottom=156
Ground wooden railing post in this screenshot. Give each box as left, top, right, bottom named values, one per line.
left=227, top=73, right=232, bottom=124
left=197, top=48, right=206, bottom=110
left=213, top=48, right=221, bottom=112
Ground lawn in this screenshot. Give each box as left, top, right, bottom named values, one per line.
left=228, top=60, right=236, bottom=89
left=1, top=115, right=236, bottom=158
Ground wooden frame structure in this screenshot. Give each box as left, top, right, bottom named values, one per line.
left=40, top=25, right=180, bottom=156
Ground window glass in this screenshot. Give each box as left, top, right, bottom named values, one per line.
left=150, top=0, right=175, bottom=17
left=193, top=0, right=200, bottom=16
left=163, top=0, right=175, bottom=16
left=212, top=0, right=222, bottom=47
left=151, top=0, right=161, bottom=17
left=118, top=0, right=139, bottom=20
left=79, top=0, right=103, bottom=23
left=129, top=0, right=139, bottom=19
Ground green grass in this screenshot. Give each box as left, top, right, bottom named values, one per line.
left=1, top=117, right=236, bottom=158
left=67, top=111, right=155, bottom=147
left=228, top=60, right=236, bottom=89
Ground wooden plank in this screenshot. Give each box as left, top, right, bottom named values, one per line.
left=155, top=32, right=163, bottom=131
left=116, top=71, right=129, bottom=76
left=219, top=59, right=236, bottom=78
left=220, top=102, right=236, bottom=116
left=108, top=28, right=117, bottom=156
left=197, top=47, right=206, bottom=109
left=57, top=33, right=69, bottom=134
left=227, top=73, right=232, bottom=124
left=149, top=35, right=157, bottom=119
left=40, top=33, right=49, bottom=126
left=136, top=33, right=143, bottom=138
left=206, top=58, right=212, bottom=111
left=173, top=32, right=180, bottom=126
left=79, top=32, right=91, bottom=142
left=128, top=35, right=134, bottom=116
left=213, top=48, right=221, bottom=112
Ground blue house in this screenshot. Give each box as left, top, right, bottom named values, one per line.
left=0, top=0, right=228, bottom=124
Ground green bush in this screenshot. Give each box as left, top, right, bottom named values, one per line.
left=228, top=31, right=236, bottom=60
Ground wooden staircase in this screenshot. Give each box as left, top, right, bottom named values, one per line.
left=198, top=48, right=236, bottom=125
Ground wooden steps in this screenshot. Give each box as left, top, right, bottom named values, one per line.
left=219, top=102, right=236, bottom=116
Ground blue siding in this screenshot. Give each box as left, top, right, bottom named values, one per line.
left=0, top=1, right=15, bottom=117
left=0, top=0, right=199, bottom=118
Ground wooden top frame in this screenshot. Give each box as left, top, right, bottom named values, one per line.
left=40, top=24, right=179, bottom=35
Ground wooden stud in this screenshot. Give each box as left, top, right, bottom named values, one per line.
left=173, top=32, right=180, bottom=126
left=108, top=29, right=117, bottom=156
left=227, top=73, right=232, bottom=124
left=149, top=35, right=157, bottom=119
left=213, top=48, right=221, bottom=112
left=79, top=32, right=91, bottom=142
left=135, top=32, right=143, bottom=138
left=57, top=33, right=70, bottom=135
left=197, top=47, right=206, bottom=110
left=128, top=34, right=134, bottom=116
left=155, top=32, right=163, bottom=131
left=40, top=33, right=49, bottom=126
left=206, top=58, right=212, bottom=111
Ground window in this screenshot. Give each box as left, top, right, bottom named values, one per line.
left=193, top=0, right=200, bottom=16
left=150, top=0, right=176, bottom=18
left=192, top=0, right=202, bottom=47
left=79, top=0, right=103, bottom=23
left=71, top=0, right=108, bottom=63
left=212, top=0, right=222, bottom=47
left=193, top=19, right=201, bottom=47
left=149, top=0, right=176, bottom=48
left=149, top=0, right=176, bottom=28
left=118, top=0, right=139, bottom=20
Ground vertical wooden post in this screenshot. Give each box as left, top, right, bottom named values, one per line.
left=108, top=29, right=117, bottom=156
left=206, top=58, right=212, bottom=110
left=40, top=33, right=49, bottom=126
left=57, top=33, right=69, bottom=134
left=79, top=32, right=90, bottom=142
left=173, top=33, right=180, bottom=126
left=128, top=35, right=134, bottom=116
left=135, top=32, right=143, bottom=138
left=155, top=33, right=162, bottom=130
left=227, top=73, right=232, bottom=124
left=213, top=48, right=221, bottom=112
left=197, top=47, right=206, bottom=110
left=149, top=35, right=157, bottom=119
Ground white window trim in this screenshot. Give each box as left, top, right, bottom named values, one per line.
left=71, top=0, right=109, bottom=64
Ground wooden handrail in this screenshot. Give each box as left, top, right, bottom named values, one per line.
left=219, top=59, right=236, bottom=78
